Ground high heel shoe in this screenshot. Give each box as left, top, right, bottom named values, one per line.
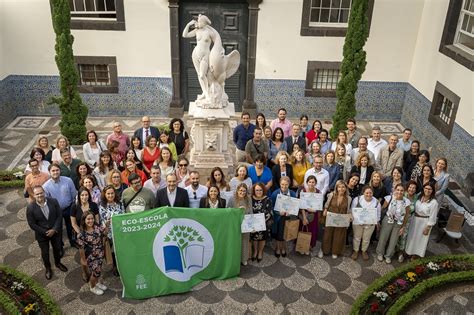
left=251, top=256, right=257, bottom=261
left=257, top=256, right=263, bottom=263
left=274, top=251, right=281, bottom=258
left=281, top=251, right=287, bottom=258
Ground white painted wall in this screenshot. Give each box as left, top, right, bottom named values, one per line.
left=1, top=0, right=171, bottom=77
left=255, top=0, right=425, bottom=82
left=409, top=0, right=474, bottom=135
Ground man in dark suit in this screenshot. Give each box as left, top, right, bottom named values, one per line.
left=156, top=174, right=189, bottom=208
left=284, top=124, right=306, bottom=154
left=26, top=186, right=68, bottom=280
left=133, top=116, right=160, bottom=145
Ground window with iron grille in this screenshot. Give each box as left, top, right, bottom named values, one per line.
left=428, top=82, right=460, bottom=139
left=51, top=0, right=125, bottom=30
left=74, top=56, right=118, bottom=93
left=305, top=61, right=341, bottom=97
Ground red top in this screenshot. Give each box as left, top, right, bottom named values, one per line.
left=121, top=168, right=147, bottom=186
left=142, top=147, right=160, bottom=171
left=306, top=130, right=319, bottom=145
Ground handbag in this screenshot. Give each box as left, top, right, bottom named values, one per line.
left=296, top=225, right=312, bottom=254
left=103, top=237, right=113, bottom=265
left=283, top=218, right=300, bottom=241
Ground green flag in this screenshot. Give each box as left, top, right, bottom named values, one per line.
left=111, top=206, right=244, bottom=299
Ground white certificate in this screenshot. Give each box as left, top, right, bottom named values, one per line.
left=274, top=194, right=300, bottom=216
left=299, top=192, right=324, bottom=211
left=241, top=213, right=266, bottom=233
left=220, top=191, right=234, bottom=205
left=352, top=207, right=377, bottom=225
left=325, top=212, right=351, bottom=227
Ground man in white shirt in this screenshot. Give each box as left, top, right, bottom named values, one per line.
left=303, top=155, right=330, bottom=195
left=367, top=126, right=387, bottom=161
left=185, top=171, right=208, bottom=208
left=144, top=165, right=167, bottom=195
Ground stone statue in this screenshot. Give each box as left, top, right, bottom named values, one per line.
left=183, top=14, right=240, bottom=109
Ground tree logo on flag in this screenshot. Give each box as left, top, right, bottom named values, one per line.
left=152, top=218, right=214, bottom=282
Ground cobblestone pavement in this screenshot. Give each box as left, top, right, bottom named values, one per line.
left=0, top=116, right=473, bottom=314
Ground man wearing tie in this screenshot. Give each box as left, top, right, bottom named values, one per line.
left=26, top=186, right=68, bottom=280
left=284, top=124, right=306, bottom=154
left=155, top=174, right=190, bottom=208
left=133, top=116, right=160, bottom=145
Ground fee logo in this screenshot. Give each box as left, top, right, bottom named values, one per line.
left=153, top=219, right=214, bottom=282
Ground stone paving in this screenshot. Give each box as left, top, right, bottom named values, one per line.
left=0, top=116, right=473, bottom=314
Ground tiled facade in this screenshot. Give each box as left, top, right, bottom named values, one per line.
left=0, top=75, right=472, bottom=188
left=401, top=84, right=474, bottom=189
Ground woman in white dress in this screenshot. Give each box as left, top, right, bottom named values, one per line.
left=405, top=183, right=439, bottom=259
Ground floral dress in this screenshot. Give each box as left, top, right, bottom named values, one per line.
left=77, top=225, right=106, bottom=278
left=99, top=202, right=124, bottom=241
left=250, top=196, right=273, bottom=241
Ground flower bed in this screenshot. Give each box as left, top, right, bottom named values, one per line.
left=0, top=265, right=60, bottom=314
left=0, top=169, right=24, bottom=188
left=350, top=254, right=474, bottom=314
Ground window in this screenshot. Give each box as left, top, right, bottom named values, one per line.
left=63, top=0, right=125, bottom=30
left=305, top=61, right=341, bottom=97
left=439, top=0, right=474, bottom=70
left=74, top=56, right=118, bottom=93
left=428, top=82, right=460, bottom=139
left=454, top=0, right=474, bottom=54
left=309, top=0, right=352, bottom=27
left=301, top=0, right=374, bottom=37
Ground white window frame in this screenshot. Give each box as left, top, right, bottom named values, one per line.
left=308, top=0, right=353, bottom=28
left=454, top=0, right=474, bottom=55
left=70, top=0, right=117, bottom=21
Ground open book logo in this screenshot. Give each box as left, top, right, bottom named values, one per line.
left=152, top=218, right=214, bottom=282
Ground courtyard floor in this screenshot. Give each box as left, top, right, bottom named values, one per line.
left=0, top=116, right=473, bottom=314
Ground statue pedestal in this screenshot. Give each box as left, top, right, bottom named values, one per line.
left=188, top=102, right=235, bottom=177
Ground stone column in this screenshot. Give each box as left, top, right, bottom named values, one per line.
left=242, top=0, right=262, bottom=117
left=168, top=0, right=184, bottom=117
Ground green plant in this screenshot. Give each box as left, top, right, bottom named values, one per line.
left=0, top=289, right=19, bottom=314
left=387, top=271, right=474, bottom=314
left=0, top=265, right=61, bottom=314
left=350, top=254, right=474, bottom=315
left=330, top=0, right=369, bottom=139
left=50, top=0, right=88, bottom=145
left=0, top=169, right=25, bottom=188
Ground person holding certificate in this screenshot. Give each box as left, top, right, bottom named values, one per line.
left=350, top=186, right=381, bottom=261
left=271, top=176, right=296, bottom=257
left=376, top=184, right=411, bottom=264
left=227, top=183, right=252, bottom=265
left=297, top=175, right=321, bottom=255
left=250, top=183, right=273, bottom=262
left=321, top=180, right=352, bottom=259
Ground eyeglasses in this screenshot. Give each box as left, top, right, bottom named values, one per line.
left=112, top=175, right=120, bottom=178
left=131, top=181, right=141, bottom=185
left=179, top=164, right=188, bottom=167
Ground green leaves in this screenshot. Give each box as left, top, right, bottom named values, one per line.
left=163, top=225, right=204, bottom=249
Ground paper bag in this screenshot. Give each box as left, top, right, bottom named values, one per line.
left=296, top=227, right=312, bottom=254
left=284, top=218, right=300, bottom=241
left=446, top=211, right=464, bottom=232
left=103, top=237, right=113, bottom=265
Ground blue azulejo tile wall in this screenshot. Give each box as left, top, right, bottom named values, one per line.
left=401, top=84, right=474, bottom=187
left=254, top=80, right=408, bottom=121
left=1, top=75, right=172, bottom=119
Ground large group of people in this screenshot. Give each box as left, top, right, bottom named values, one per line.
left=24, top=112, right=451, bottom=296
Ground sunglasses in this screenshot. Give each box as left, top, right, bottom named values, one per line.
left=179, top=164, right=188, bottom=167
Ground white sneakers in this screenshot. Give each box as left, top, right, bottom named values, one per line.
left=332, top=254, right=338, bottom=259
left=377, top=254, right=384, bottom=262
left=398, top=254, right=405, bottom=263
left=90, top=282, right=107, bottom=295
left=318, top=249, right=323, bottom=258
left=385, top=257, right=392, bottom=264
left=90, top=286, right=104, bottom=295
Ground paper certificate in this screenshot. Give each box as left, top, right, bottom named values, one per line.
left=274, top=194, right=300, bottom=216
left=241, top=213, right=266, bottom=233
left=299, top=192, right=324, bottom=211
left=352, top=207, right=378, bottom=225
left=325, top=212, right=351, bottom=227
